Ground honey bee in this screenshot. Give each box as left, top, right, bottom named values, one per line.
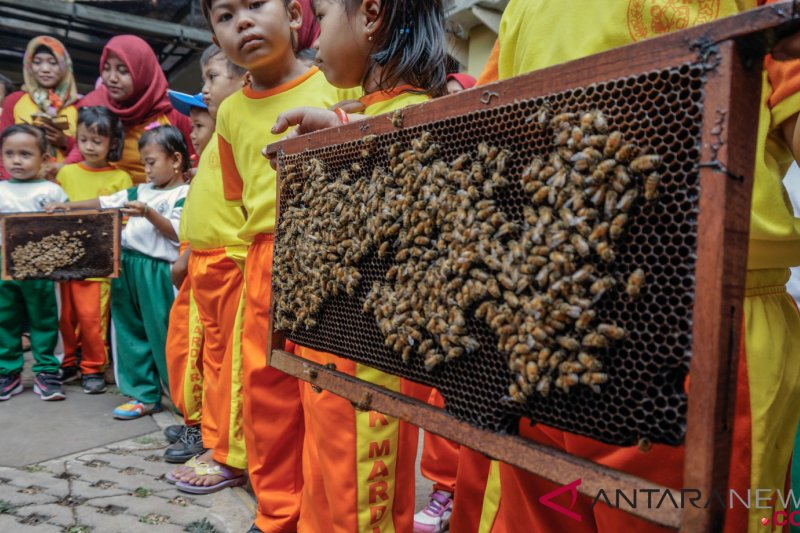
left=596, top=241, right=615, bottom=263
left=644, top=172, right=661, bottom=201
left=508, top=383, right=527, bottom=404
left=578, top=351, right=602, bottom=371
left=626, top=268, right=646, bottom=299
left=604, top=190, right=619, bottom=218
left=556, top=373, right=580, bottom=391
left=582, top=332, right=608, bottom=348
left=615, top=143, right=638, bottom=163
left=391, top=110, right=405, bottom=128
left=536, top=375, right=552, bottom=397
left=612, top=165, right=631, bottom=192
left=630, top=154, right=661, bottom=173
left=609, top=213, right=628, bottom=240
left=533, top=185, right=551, bottom=204
left=557, top=336, right=581, bottom=351
left=597, top=323, right=626, bottom=340
left=586, top=134, right=608, bottom=149
left=603, top=131, right=623, bottom=157
left=590, top=276, right=616, bottom=297
left=570, top=234, right=591, bottom=257
left=588, top=222, right=609, bottom=244
left=526, top=361, right=540, bottom=381
left=589, top=185, right=606, bottom=206
left=616, top=189, right=639, bottom=213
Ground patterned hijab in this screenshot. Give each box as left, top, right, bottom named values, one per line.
left=22, top=36, right=80, bottom=114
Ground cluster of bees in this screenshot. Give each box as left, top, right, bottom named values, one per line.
left=274, top=108, right=660, bottom=402
left=11, top=230, right=88, bottom=279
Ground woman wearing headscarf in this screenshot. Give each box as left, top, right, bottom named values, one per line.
left=65, top=35, right=193, bottom=184
left=0, top=36, right=81, bottom=178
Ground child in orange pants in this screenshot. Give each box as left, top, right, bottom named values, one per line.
left=201, top=0, right=350, bottom=528
left=471, top=1, right=800, bottom=532
left=56, top=106, right=131, bottom=393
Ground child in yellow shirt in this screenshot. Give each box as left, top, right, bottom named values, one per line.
left=56, top=106, right=131, bottom=394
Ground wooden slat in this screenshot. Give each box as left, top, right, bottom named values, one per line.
left=680, top=40, right=760, bottom=532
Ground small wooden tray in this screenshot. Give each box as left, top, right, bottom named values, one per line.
left=1, top=209, right=121, bottom=281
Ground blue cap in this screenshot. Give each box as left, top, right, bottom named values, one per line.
left=168, top=90, right=207, bottom=117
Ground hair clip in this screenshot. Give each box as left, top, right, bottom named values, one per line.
left=145, top=121, right=161, bottom=131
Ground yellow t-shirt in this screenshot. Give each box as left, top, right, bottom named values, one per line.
left=359, top=86, right=430, bottom=116
left=217, top=67, right=354, bottom=242
left=12, top=93, right=77, bottom=162
left=56, top=162, right=133, bottom=201
left=492, top=0, right=800, bottom=271
left=182, top=133, right=248, bottom=250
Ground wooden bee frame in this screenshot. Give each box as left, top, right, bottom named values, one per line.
left=1, top=209, right=121, bottom=281
left=268, top=4, right=800, bottom=531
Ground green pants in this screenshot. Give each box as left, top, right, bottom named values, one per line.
left=111, top=250, right=174, bottom=404
left=0, top=278, right=60, bottom=375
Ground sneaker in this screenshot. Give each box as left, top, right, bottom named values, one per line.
left=413, top=490, right=453, bottom=533
left=33, top=372, right=66, bottom=401
left=164, top=425, right=207, bottom=463
left=59, top=366, right=80, bottom=384
left=164, top=424, right=184, bottom=444
left=113, top=399, right=161, bottom=420
left=0, top=373, right=22, bottom=401
left=81, top=373, right=107, bottom=394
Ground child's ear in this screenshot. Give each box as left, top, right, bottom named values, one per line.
left=287, top=0, right=303, bottom=31
left=172, top=152, right=184, bottom=170
left=362, top=0, right=381, bottom=34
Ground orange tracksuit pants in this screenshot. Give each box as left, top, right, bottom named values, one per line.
left=420, top=389, right=460, bottom=494
left=485, top=270, right=800, bottom=533
left=59, top=279, right=110, bottom=375
left=189, top=246, right=247, bottom=470
left=165, top=273, right=205, bottom=427
left=296, top=346, right=421, bottom=533
left=244, top=234, right=304, bottom=533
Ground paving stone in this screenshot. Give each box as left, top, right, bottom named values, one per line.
left=107, top=432, right=170, bottom=452
left=87, top=493, right=187, bottom=521
left=154, top=487, right=214, bottom=509
left=4, top=469, right=69, bottom=494
left=63, top=461, right=158, bottom=492
left=21, top=501, right=76, bottom=527
left=75, top=505, right=186, bottom=533
left=77, top=451, right=171, bottom=478
left=0, top=514, right=62, bottom=533
left=0, top=481, right=59, bottom=507
left=68, top=478, right=129, bottom=500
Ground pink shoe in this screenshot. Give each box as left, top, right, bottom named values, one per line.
left=414, top=490, right=453, bottom=533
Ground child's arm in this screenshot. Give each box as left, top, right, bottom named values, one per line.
left=43, top=198, right=102, bottom=212
left=122, top=201, right=179, bottom=242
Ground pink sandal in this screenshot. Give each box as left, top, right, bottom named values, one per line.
left=175, top=463, right=246, bottom=494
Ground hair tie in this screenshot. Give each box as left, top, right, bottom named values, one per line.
left=145, top=121, right=161, bottom=131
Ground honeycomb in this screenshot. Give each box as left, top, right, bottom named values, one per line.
left=276, top=63, right=704, bottom=446
left=3, top=211, right=119, bottom=281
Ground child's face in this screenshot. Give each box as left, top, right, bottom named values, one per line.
left=2, top=133, right=46, bottom=180
left=201, top=54, right=244, bottom=119
left=140, top=142, right=182, bottom=187
left=209, top=0, right=300, bottom=73
left=102, top=53, right=134, bottom=103
left=31, top=51, right=62, bottom=90
left=313, top=0, right=372, bottom=89
left=76, top=123, right=111, bottom=167
left=189, top=108, right=215, bottom=156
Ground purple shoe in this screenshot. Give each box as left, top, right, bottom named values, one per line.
left=0, top=373, right=22, bottom=401
left=413, top=490, right=453, bottom=533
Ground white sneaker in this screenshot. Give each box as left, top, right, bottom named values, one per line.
left=414, top=490, right=453, bottom=533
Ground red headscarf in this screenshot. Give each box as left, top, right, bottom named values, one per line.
left=79, top=35, right=171, bottom=126
left=296, top=0, right=320, bottom=51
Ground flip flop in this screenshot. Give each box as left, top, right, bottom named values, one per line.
left=164, top=455, right=207, bottom=484
left=175, top=463, right=247, bottom=494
